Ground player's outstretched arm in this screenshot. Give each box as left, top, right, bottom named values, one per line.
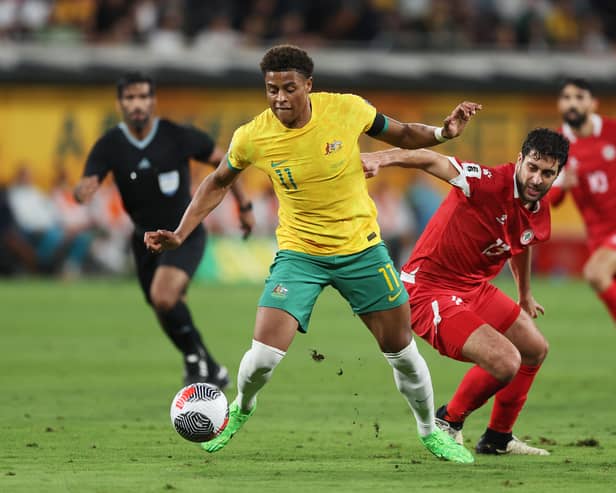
left=73, top=175, right=101, bottom=204
left=375, top=101, right=482, bottom=149
left=361, top=148, right=459, bottom=183
left=144, top=155, right=239, bottom=253
left=509, top=247, right=545, bottom=318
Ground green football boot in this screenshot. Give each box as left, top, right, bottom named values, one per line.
left=201, top=401, right=255, bottom=453
left=420, top=427, right=475, bottom=464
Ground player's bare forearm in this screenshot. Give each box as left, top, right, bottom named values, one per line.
left=376, top=102, right=481, bottom=149
left=362, top=148, right=458, bottom=182
left=377, top=122, right=444, bottom=149
left=175, top=171, right=232, bottom=242
left=509, top=247, right=533, bottom=298
left=509, top=248, right=544, bottom=317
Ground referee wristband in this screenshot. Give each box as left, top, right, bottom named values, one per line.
left=239, top=202, right=253, bottom=212
left=434, top=127, right=451, bottom=143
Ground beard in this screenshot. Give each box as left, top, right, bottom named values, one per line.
left=516, top=174, right=546, bottom=205
left=121, top=107, right=150, bottom=132
left=130, top=119, right=147, bottom=132
left=563, top=109, right=587, bottom=129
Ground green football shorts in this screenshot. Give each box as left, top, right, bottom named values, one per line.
left=258, top=242, right=409, bottom=332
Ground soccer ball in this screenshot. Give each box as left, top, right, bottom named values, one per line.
left=170, top=383, right=229, bottom=442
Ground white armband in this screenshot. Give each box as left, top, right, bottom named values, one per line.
left=447, top=156, right=471, bottom=197
left=434, top=127, right=450, bottom=143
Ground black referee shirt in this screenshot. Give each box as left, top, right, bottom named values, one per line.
left=84, top=118, right=215, bottom=232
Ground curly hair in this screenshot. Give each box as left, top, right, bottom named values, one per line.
left=559, top=77, right=593, bottom=96
left=521, top=128, right=570, bottom=172
left=260, top=45, right=314, bottom=78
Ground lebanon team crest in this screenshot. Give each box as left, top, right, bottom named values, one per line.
left=520, top=229, right=534, bottom=245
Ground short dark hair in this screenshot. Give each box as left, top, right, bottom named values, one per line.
left=260, top=45, right=314, bottom=79
left=116, top=72, right=155, bottom=99
left=559, top=77, right=593, bottom=96
left=521, top=128, right=569, bottom=172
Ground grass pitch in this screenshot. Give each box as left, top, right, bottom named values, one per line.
left=1, top=277, right=615, bottom=492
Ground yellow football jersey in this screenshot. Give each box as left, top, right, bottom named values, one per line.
left=227, top=92, right=382, bottom=255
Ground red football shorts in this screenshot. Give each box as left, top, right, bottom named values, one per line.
left=404, top=279, right=521, bottom=362
left=590, top=231, right=616, bottom=254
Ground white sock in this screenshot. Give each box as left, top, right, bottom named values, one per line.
left=235, top=339, right=286, bottom=412
left=383, top=339, right=435, bottom=437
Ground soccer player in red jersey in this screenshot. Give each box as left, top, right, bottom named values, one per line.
left=362, top=128, right=569, bottom=456
left=549, top=78, right=616, bottom=324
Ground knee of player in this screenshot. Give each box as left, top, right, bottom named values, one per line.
left=493, top=350, right=521, bottom=383
left=527, top=337, right=549, bottom=366
left=150, top=292, right=178, bottom=312
left=582, top=262, right=606, bottom=290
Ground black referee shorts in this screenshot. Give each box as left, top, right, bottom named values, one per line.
left=131, top=225, right=206, bottom=304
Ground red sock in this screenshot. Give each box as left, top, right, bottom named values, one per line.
left=446, top=365, right=507, bottom=422
left=488, top=364, right=541, bottom=433
left=599, top=281, right=616, bottom=323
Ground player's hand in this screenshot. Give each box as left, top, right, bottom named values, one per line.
left=519, top=294, right=545, bottom=319
left=73, top=176, right=100, bottom=204
left=238, top=208, right=255, bottom=240
left=361, top=152, right=382, bottom=178
left=144, top=230, right=182, bottom=253
left=442, top=101, right=482, bottom=139
left=560, top=167, right=579, bottom=190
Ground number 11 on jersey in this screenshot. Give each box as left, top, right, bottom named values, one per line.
left=275, top=168, right=298, bottom=190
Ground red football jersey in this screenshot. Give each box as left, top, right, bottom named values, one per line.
left=550, top=115, right=616, bottom=251
left=401, top=160, right=551, bottom=289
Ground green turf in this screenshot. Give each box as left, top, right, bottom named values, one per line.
left=1, top=277, right=615, bottom=492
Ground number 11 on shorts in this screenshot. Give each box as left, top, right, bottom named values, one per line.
left=378, top=263, right=400, bottom=291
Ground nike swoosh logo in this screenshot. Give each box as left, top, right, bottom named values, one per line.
left=271, top=159, right=288, bottom=168
left=388, top=289, right=403, bottom=302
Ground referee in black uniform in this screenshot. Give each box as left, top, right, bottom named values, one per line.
left=74, top=72, right=254, bottom=388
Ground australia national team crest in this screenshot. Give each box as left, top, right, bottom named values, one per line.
left=324, top=140, right=343, bottom=155
left=520, top=229, right=534, bottom=245
left=272, top=284, right=288, bottom=299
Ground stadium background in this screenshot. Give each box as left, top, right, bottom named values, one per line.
left=1, top=0, right=616, bottom=281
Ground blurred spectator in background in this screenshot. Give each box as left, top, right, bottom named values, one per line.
left=0, top=185, right=37, bottom=275
left=544, top=0, right=580, bottom=49
left=204, top=193, right=247, bottom=237
left=0, top=0, right=50, bottom=40
left=89, top=0, right=135, bottom=44
left=7, top=165, right=93, bottom=276
left=1, top=0, right=613, bottom=53
left=251, top=186, right=279, bottom=237
left=146, top=0, right=184, bottom=54
left=405, top=174, right=444, bottom=235
left=371, top=179, right=416, bottom=269
left=87, top=183, right=133, bottom=274
left=44, top=0, right=96, bottom=43
left=51, top=168, right=94, bottom=242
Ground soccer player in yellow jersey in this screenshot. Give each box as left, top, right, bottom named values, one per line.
left=145, top=45, right=481, bottom=463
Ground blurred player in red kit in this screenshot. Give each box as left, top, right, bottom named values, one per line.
left=549, top=77, right=616, bottom=324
